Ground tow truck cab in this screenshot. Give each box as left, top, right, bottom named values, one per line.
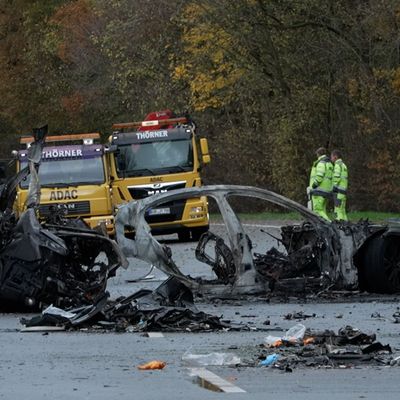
left=14, top=133, right=114, bottom=234
left=109, top=110, right=211, bottom=241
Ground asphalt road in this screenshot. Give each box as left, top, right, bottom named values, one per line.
left=1, top=222, right=400, bottom=399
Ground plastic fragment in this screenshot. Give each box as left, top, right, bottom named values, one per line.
left=390, top=356, right=400, bottom=366
left=303, top=337, right=315, bottom=345
left=43, top=305, right=76, bottom=319
left=182, top=351, right=241, bottom=366
left=259, top=353, right=280, bottom=366
left=137, top=360, right=166, bottom=370
left=282, top=323, right=306, bottom=343
left=264, top=335, right=283, bottom=348
left=264, top=323, right=306, bottom=347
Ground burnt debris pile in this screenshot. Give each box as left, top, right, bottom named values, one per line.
left=0, top=126, right=125, bottom=311
left=0, top=209, right=123, bottom=310
left=21, top=277, right=230, bottom=332
left=257, top=325, right=399, bottom=369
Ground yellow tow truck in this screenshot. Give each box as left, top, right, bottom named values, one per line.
left=109, top=110, right=211, bottom=241
left=14, top=132, right=114, bottom=234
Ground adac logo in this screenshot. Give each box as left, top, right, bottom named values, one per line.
left=50, top=189, right=78, bottom=201
left=150, top=176, right=163, bottom=183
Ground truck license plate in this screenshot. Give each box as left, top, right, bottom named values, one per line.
left=147, top=207, right=170, bottom=216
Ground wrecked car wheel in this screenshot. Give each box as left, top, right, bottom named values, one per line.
left=178, top=227, right=208, bottom=242
left=178, top=229, right=191, bottom=242
left=360, top=236, right=400, bottom=294
left=191, top=226, right=209, bottom=241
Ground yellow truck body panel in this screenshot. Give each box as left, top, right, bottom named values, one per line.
left=109, top=118, right=210, bottom=239
left=15, top=139, right=114, bottom=234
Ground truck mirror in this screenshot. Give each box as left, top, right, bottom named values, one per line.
left=200, top=138, right=209, bottom=156
left=200, top=138, right=210, bottom=164
left=202, top=154, right=211, bottom=164
left=104, top=145, right=118, bottom=153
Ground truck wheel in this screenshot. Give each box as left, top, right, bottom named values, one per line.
left=361, top=235, right=400, bottom=294
left=178, top=229, right=191, bottom=242
left=190, top=226, right=209, bottom=242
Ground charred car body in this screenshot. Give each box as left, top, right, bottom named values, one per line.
left=115, top=185, right=400, bottom=296
left=0, top=127, right=126, bottom=310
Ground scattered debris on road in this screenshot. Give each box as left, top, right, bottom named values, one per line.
left=393, top=309, right=400, bottom=323
left=137, top=360, right=166, bottom=370
left=265, top=323, right=306, bottom=347
left=284, top=311, right=316, bottom=320
left=182, top=351, right=241, bottom=367
left=256, top=325, right=397, bottom=369
left=20, top=277, right=231, bottom=332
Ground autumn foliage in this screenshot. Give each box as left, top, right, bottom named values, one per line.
left=0, top=0, right=399, bottom=211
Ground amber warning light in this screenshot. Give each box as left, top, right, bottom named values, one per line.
left=112, top=117, right=188, bottom=130
left=20, top=132, right=100, bottom=145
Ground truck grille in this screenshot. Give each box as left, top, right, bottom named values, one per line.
left=127, top=181, right=187, bottom=224
left=39, top=201, right=91, bottom=217
left=128, top=182, right=186, bottom=200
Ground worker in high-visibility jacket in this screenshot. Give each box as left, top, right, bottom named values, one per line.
left=331, top=149, right=348, bottom=221
left=308, top=147, right=333, bottom=221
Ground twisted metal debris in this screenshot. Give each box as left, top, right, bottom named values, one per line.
left=0, top=126, right=127, bottom=310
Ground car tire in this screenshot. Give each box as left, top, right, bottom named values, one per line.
left=177, top=229, right=191, bottom=242
left=190, top=226, right=209, bottom=242
left=361, top=235, right=400, bottom=294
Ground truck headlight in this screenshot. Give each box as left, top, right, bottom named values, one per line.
left=98, top=219, right=113, bottom=226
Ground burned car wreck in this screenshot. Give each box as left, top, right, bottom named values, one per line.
left=115, top=185, right=400, bottom=296
left=0, top=127, right=126, bottom=310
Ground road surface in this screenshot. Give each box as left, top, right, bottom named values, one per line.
left=1, top=222, right=399, bottom=399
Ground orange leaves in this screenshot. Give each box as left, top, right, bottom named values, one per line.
left=366, top=140, right=400, bottom=211
left=61, top=92, right=85, bottom=115
left=367, top=148, right=395, bottom=175
left=51, top=0, right=95, bottom=35
left=50, top=0, right=97, bottom=63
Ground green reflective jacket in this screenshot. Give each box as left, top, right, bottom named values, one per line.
left=309, top=155, right=333, bottom=195
left=333, top=159, right=348, bottom=194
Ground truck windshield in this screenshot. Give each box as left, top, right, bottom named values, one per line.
left=19, top=157, right=105, bottom=189
left=116, top=139, right=194, bottom=177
